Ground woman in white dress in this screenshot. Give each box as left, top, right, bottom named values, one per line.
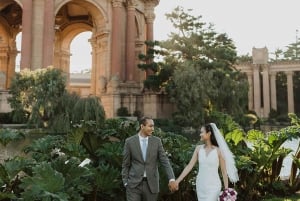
left=174, top=123, right=239, bottom=201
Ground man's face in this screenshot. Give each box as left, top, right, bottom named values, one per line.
left=140, top=119, right=154, bottom=137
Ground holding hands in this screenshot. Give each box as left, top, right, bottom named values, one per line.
left=168, top=180, right=179, bottom=192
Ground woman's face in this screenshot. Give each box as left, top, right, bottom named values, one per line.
left=199, top=126, right=210, bottom=141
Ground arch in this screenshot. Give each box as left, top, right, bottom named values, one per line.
left=60, top=23, right=92, bottom=50
left=0, top=0, right=22, bottom=10
left=55, top=0, right=109, bottom=25
left=69, top=31, right=92, bottom=74
left=13, top=0, right=22, bottom=7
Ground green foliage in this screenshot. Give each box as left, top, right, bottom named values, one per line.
left=23, top=135, right=65, bottom=162
left=8, top=68, right=67, bottom=128
left=49, top=92, right=80, bottom=133
left=0, top=128, right=25, bottom=147
left=160, top=7, right=248, bottom=126
left=72, top=96, right=105, bottom=128
left=95, top=142, right=123, bottom=167
left=236, top=54, right=253, bottom=63
left=0, top=157, right=34, bottom=199
left=138, top=40, right=175, bottom=91
left=227, top=120, right=300, bottom=200
left=93, top=164, right=122, bottom=200
left=20, top=162, right=69, bottom=200
left=284, top=41, right=300, bottom=60
left=294, top=72, right=300, bottom=114
left=1, top=113, right=300, bottom=201
left=153, top=128, right=197, bottom=200
left=154, top=118, right=182, bottom=133
left=100, top=118, right=139, bottom=141
left=117, top=107, right=130, bottom=116
left=0, top=112, right=28, bottom=124
left=51, top=158, right=93, bottom=199
left=168, top=62, right=213, bottom=127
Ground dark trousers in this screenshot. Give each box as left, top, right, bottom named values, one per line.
left=126, top=179, right=158, bottom=201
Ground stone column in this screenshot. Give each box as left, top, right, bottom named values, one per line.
left=20, top=0, right=33, bottom=70
left=253, top=65, right=261, bottom=116
left=31, top=0, right=46, bottom=69
left=90, top=31, right=109, bottom=96
left=145, top=2, right=156, bottom=41
left=286, top=71, right=294, bottom=113
left=42, top=0, right=55, bottom=68
left=0, top=47, right=9, bottom=89
left=144, top=1, right=156, bottom=77
left=60, top=50, right=71, bottom=88
left=246, top=72, right=253, bottom=111
left=126, top=1, right=136, bottom=81
left=270, top=72, right=277, bottom=111
left=262, top=65, right=270, bottom=117
left=111, top=0, right=123, bottom=80
left=7, top=47, right=18, bottom=88
left=90, top=38, right=97, bottom=95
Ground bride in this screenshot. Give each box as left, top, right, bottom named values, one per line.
left=174, top=123, right=239, bottom=201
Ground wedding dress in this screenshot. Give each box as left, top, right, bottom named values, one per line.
left=196, top=145, right=221, bottom=201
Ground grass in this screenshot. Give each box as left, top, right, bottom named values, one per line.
left=262, top=193, right=300, bottom=201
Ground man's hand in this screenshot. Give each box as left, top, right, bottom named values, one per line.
left=168, top=180, right=179, bottom=192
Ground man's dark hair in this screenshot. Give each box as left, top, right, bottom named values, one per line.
left=139, top=116, right=152, bottom=126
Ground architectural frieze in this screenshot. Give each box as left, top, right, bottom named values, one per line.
left=270, top=60, right=300, bottom=65
left=111, top=0, right=124, bottom=7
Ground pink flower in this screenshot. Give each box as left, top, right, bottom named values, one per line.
left=219, top=188, right=237, bottom=201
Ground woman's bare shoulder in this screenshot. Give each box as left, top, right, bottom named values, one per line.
left=214, top=146, right=221, bottom=153
left=195, top=144, right=204, bottom=151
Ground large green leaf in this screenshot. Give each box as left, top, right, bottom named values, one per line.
left=94, top=164, right=120, bottom=192
left=0, top=128, right=25, bottom=147
left=20, top=162, right=68, bottom=200
left=51, top=157, right=93, bottom=196
left=225, top=129, right=244, bottom=145
left=3, top=157, right=34, bottom=179
left=23, top=135, right=64, bottom=161
left=95, top=142, right=123, bottom=167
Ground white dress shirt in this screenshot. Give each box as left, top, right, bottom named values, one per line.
left=139, top=135, right=148, bottom=177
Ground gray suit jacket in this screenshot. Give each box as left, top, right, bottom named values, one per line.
left=122, top=134, right=175, bottom=193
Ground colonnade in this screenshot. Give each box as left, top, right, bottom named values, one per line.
left=237, top=48, right=299, bottom=118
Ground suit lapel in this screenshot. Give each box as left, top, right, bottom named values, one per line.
left=134, top=134, right=144, bottom=161
left=146, top=136, right=153, bottom=162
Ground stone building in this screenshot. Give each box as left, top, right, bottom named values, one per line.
left=236, top=47, right=300, bottom=118
left=0, top=1, right=299, bottom=119
left=0, top=0, right=175, bottom=118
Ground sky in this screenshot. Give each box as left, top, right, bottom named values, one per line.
left=67, top=0, right=300, bottom=72
left=154, top=0, right=300, bottom=56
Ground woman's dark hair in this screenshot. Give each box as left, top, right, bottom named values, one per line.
left=204, top=124, right=219, bottom=147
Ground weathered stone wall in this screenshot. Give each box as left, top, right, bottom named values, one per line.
left=0, top=90, right=11, bottom=113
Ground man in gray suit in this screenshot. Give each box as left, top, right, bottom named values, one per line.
left=122, top=116, right=177, bottom=201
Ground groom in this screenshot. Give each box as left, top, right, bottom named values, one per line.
left=122, top=116, right=177, bottom=201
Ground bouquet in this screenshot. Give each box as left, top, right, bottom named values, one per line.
left=219, top=188, right=237, bottom=201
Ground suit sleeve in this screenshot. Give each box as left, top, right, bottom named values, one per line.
left=122, top=139, right=130, bottom=186
left=157, top=138, right=175, bottom=180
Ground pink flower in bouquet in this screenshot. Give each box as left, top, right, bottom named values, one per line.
left=219, top=188, right=237, bottom=201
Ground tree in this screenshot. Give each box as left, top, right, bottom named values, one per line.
left=138, top=40, right=175, bottom=91
left=8, top=67, right=67, bottom=127
left=284, top=41, right=300, bottom=60
left=160, top=7, right=248, bottom=126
